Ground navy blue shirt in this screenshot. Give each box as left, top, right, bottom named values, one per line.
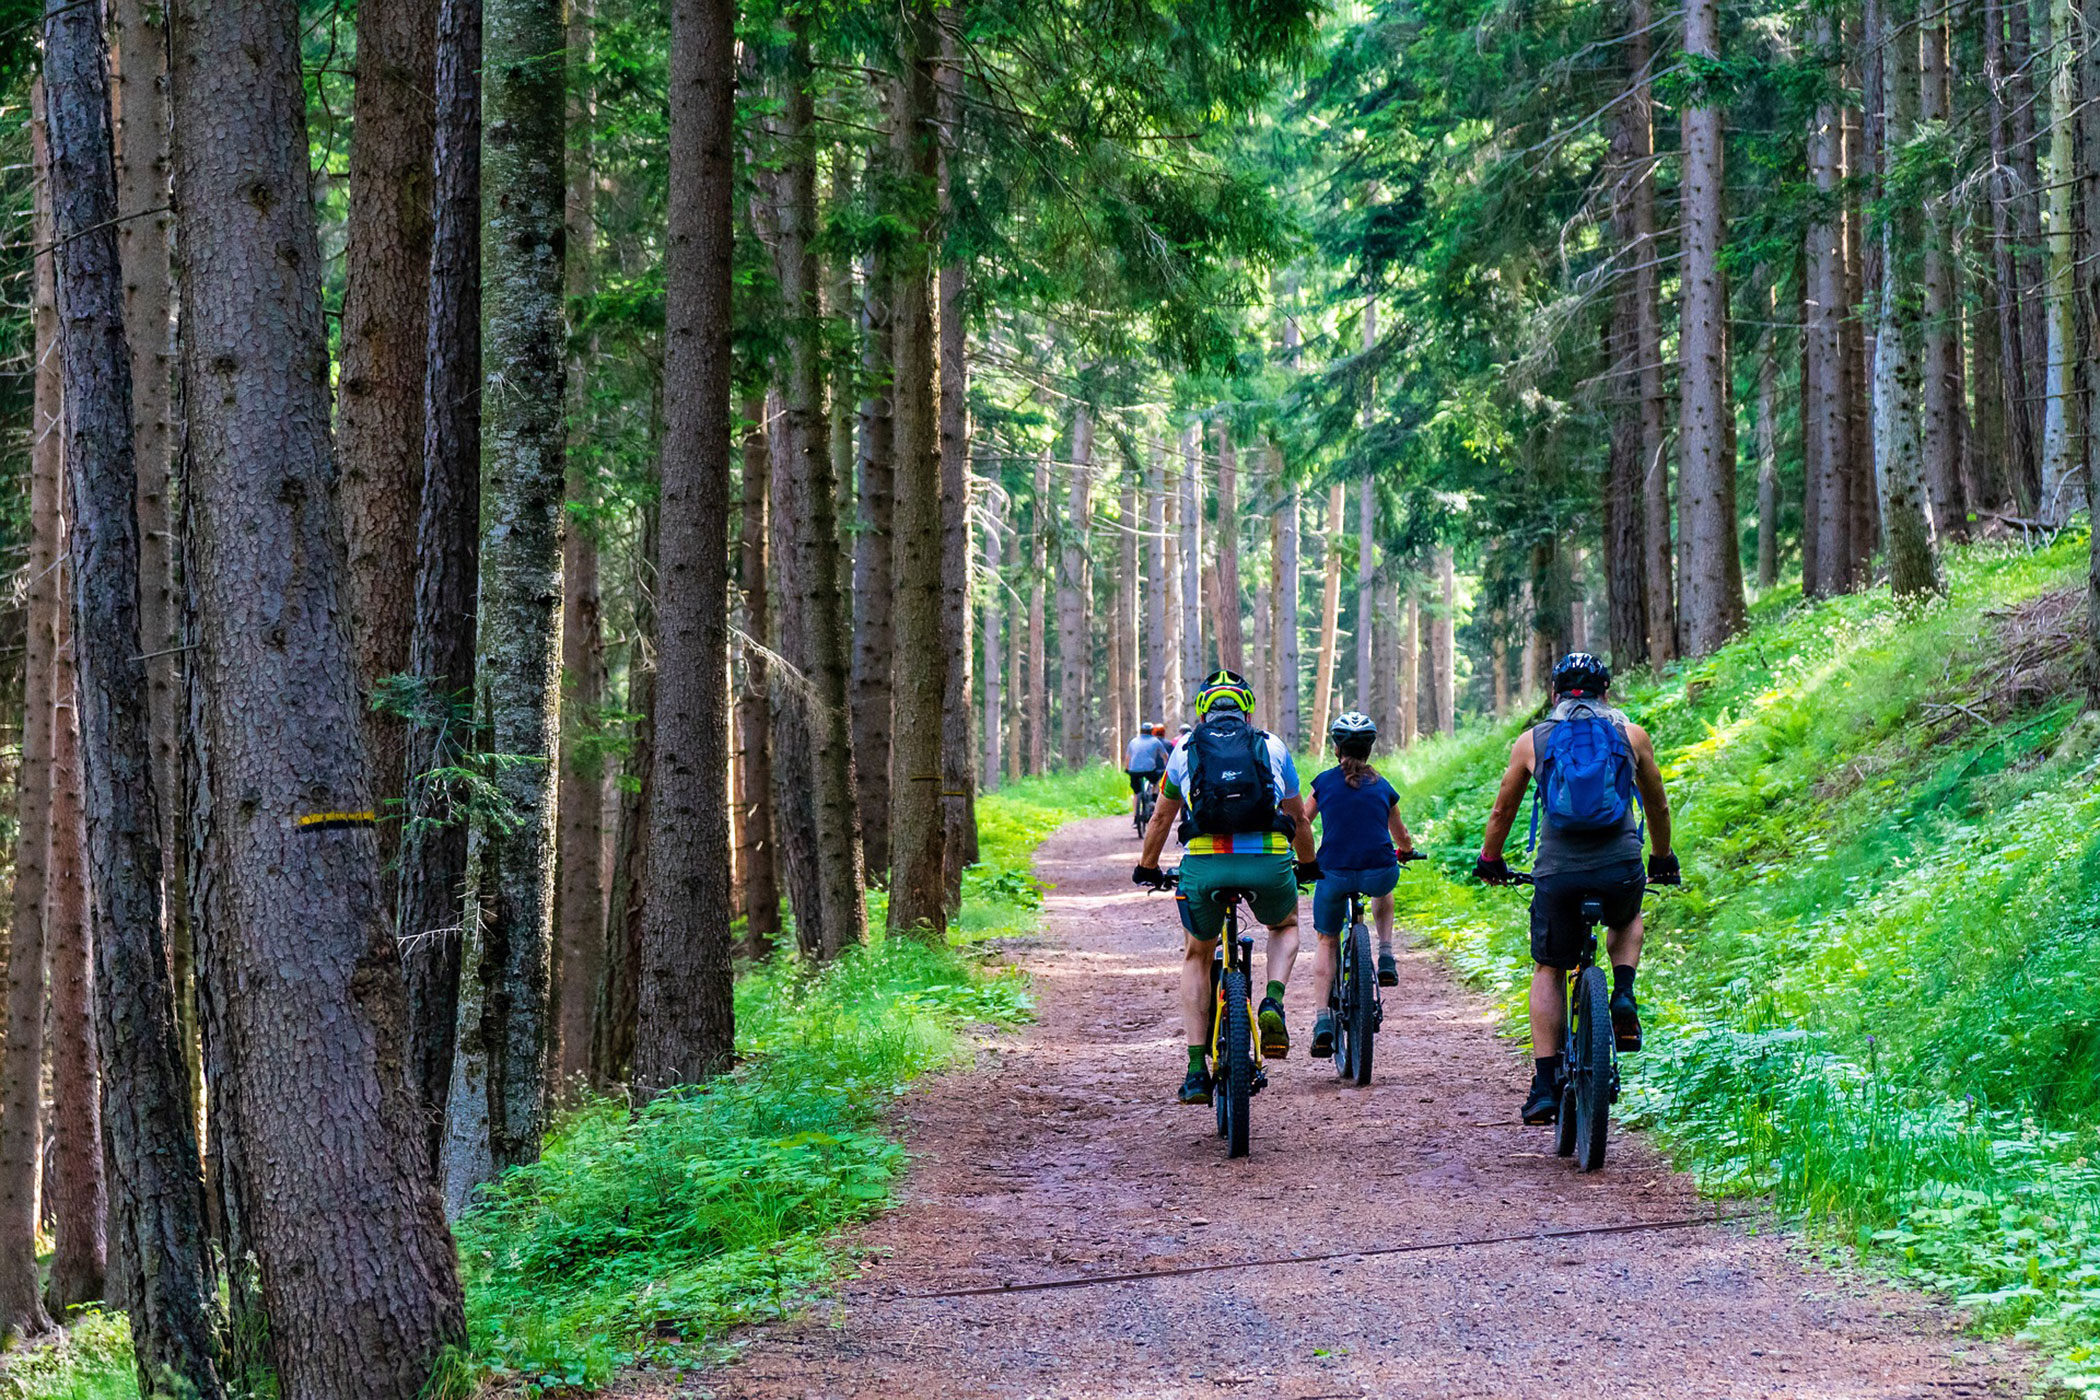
left=1312, top=766, right=1400, bottom=870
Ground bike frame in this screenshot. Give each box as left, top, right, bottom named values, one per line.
left=1208, top=894, right=1261, bottom=1072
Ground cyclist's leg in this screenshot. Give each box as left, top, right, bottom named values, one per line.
left=1605, top=911, right=1645, bottom=969
left=1526, top=877, right=1581, bottom=1060
left=1528, top=962, right=1566, bottom=1056
left=1173, top=857, right=1230, bottom=1065
left=1180, top=933, right=1220, bottom=1054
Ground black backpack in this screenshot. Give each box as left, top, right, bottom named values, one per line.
left=1178, top=713, right=1281, bottom=838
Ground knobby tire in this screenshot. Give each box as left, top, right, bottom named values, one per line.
left=1220, top=968, right=1253, bottom=1158
left=1347, top=920, right=1376, bottom=1087
left=1574, top=965, right=1613, bottom=1171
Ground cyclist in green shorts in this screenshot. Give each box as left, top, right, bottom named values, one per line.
left=1133, top=670, right=1319, bottom=1105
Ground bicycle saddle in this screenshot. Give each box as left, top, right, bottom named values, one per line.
left=1210, top=887, right=1259, bottom=907
left=1580, top=898, right=1604, bottom=924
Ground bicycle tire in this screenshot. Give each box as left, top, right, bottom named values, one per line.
left=1347, top=921, right=1376, bottom=1087
left=1220, top=968, right=1253, bottom=1158
left=1573, top=965, right=1613, bottom=1171
left=1211, top=961, right=1228, bottom=1139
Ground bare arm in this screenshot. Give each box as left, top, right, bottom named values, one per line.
left=1388, top=801, right=1416, bottom=857
left=1280, top=795, right=1316, bottom=862
left=1139, top=796, right=1181, bottom=869
left=1626, top=724, right=1672, bottom=856
left=1478, top=730, right=1536, bottom=862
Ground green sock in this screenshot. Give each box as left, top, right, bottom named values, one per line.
left=1266, top=980, right=1285, bottom=1003
left=1188, top=1045, right=1208, bottom=1073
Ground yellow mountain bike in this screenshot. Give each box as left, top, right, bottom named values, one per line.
left=1165, top=869, right=1265, bottom=1158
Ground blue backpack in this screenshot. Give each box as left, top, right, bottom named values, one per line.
left=1528, top=701, right=1641, bottom=850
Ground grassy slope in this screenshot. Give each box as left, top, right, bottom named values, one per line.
left=1382, top=536, right=2100, bottom=1391
left=3, top=770, right=1125, bottom=1399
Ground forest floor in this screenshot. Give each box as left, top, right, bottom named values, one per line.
left=636, top=815, right=2032, bottom=1400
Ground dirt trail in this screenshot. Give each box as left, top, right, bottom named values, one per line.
left=665, top=817, right=2028, bottom=1399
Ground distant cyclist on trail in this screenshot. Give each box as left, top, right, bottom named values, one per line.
left=1301, top=712, right=1419, bottom=1059
left=1124, top=723, right=1170, bottom=824
left=1473, top=653, right=1680, bottom=1125
left=1133, top=669, right=1319, bottom=1105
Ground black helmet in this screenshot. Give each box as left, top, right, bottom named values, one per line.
left=1552, top=651, right=1611, bottom=697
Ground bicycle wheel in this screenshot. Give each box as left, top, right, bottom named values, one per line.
left=1219, top=968, right=1254, bottom=1158
left=1211, top=961, right=1228, bottom=1139
left=1346, top=920, right=1376, bottom=1087
left=1554, top=1008, right=1579, bottom=1157
left=1572, top=965, right=1613, bottom=1171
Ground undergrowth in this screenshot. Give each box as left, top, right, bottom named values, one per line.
left=4, top=767, right=1122, bottom=1398
left=1384, top=534, right=2100, bottom=1393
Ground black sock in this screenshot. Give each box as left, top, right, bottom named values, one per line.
left=1533, top=1054, right=1562, bottom=1083
left=1613, top=964, right=1637, bottom=999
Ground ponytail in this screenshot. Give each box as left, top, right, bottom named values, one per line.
left=1333, top=733, right=1378, bottom=788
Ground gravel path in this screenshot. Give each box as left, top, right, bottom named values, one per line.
left=650, top=816, right=2029, bottom=1400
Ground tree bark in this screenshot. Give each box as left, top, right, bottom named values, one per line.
left=936, top=13, right=976, bottom=905
left=888, top=0, right=950, bottom=936
left=1212, top=420, right=1244, bottom=672
left=0, top=105, right=59, bottom=1340
left=636, top=0, right=736, bottom=1093
left=1400, top=587, right=1420, bottom=745
left=1433, top=546, right=1457, bottom=734
left=762, top=55, right=867, bottom=960
left=1354, top=476, right=1375, bottom=712
left=1625, top=0, right=1675, bottom=661
left=167, top=0, right=467, bottom=1388
left=109, top=0, right=196, bottom=1134
left=338, top=0, right=436, bottom=886
left=1178, top=424, right=1203, bottom=706
left=1845, top=52, right=1880, bottom=579
left=1677, top=0, right=1746, bottom=654
left=1756, top=307, right=1781, bottom=590
left=1807, top=14, right=1854, bottom=596
left=597, top=508, right=655, bottom=1074
left=1605, top=64, right=1650, bottom=663
left=1026, top=451, right=1048, bottom=774
left=1311, top=483, right=1344, bottom=741
left=554, top=0, right=603, bottom=1099
left=1986, top=0, right=2042, bottom=514
left=983, top=488, right=1005, bottom=791
left=850, top=236, right=895, bottom=876
left=736, top=403, right=781, bottom=952
left=1875, top=0, right=1942, bottom=595
left=46, top=598, right=105, bottom=1314
left=398, top=0, right=481, bottom=1159
left=1058, top=410, right=1094, bottom=768
left=446, top=0, right=568, bottom=1203
left=2041, top=0, right=2083, bottom=522
left=1916, top=14, right=1967, bottom=539
left=1145, top=442, right=1169, bottom=725
left=1273, top=447, right=1301, bottom=749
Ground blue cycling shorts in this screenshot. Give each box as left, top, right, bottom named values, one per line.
left=1312, top=863, right=1400, bottom=936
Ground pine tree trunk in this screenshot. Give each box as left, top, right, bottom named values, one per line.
left=936, top=50, right=976, bottom=909
left=168, top=0, right=467, bottom=1381
left=1212, top=421, right=1244, bottom=671
left=1355, top=476, right=1375, bottom=712
left=888, top=1, right=950, bottom=936
left=1626, top=0, right=1675, bottom=661
left=0, top=110, right=59, bottom=1340
left=1875, top=0, right=1943, bottom=595
left=736, top=404, right=781, bottom=952
left=2080, top=0, right=2100, bottom=583
left=1971, top=259, right=2011, bottom=514
left=1117, top=477, right=1140, bottom=739
left=554, top=0, right=603, bottom=1100
left=1917, top=14, right=1967, bottom=539
left=338, top=0, right=436, bottom=888
left=1605, top=51, right=1650, bottom=663
left=1374, top=575, right=1400, bottom=738
left=1163, top=453, right=1185, bottom=719
left=1807, top=18, right=1855, bottom=595
left=850, top=236, right=895, bottom=874
left=636, top=0, right=736, bottom=1093
left=109, top=0, right=195, bottom=1134
left=446, top=0, right=569, bottom=1202
left=1145, top=443, right=1169, bottom=725
left=983, top=490, right=1005, bottom=791
left=398, top=0, right=481, bottom=1156
left=1678, top=0, right=1746, bottom=654
left=2041, top=0, right=2083, bottom=522
left=1986, top=0, right=2042, bottom=515
left=1273, top=448, right=1301, bottom=749
left=1026, top=451, right=1048, bottom=775
left=1311, top=483, right=1344, bottom=741
left=1178, top=424, right=1204, bottom=704
left=1845, top=60, right=1880, bottom=578
left=1058, top=411, right=1094, bottom=768
left=594, top=504, right=654, bottom=1081
left=1400, top=588, right=1419, bottom=745
left=1757, top=308, right=1781, bottom=590
left=1433, top=546, right=1457, bottom=734
left=46, top=573, right=106, bottom=1314
left=762, top=56, right=868, bottom=959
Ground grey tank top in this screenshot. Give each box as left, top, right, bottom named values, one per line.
left=1529, top=699, right=1644, bottom=877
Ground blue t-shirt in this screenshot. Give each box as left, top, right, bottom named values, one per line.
left=1312, top=766, right=1399, bottom=871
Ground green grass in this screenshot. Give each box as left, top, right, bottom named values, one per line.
left=1380, top=533, right=2100, bottom=1392
left=3, top=766, right=1122, bottom=1399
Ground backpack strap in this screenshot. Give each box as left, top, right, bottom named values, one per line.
left=1525, top=723, right=1544, bottom=853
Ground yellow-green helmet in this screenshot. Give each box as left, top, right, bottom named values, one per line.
left=1194, top=669, right=1255, bottom=719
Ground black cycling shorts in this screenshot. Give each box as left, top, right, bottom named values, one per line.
left=1128, top=769, right=1163, bottom=794
left=1529, top=861, right=1645, bottom=969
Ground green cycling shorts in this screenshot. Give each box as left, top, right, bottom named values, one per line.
left=1175, top=851, right=1299, bottom=942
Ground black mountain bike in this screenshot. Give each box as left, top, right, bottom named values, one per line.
left=1163, top=869, right=1264, bottom=1158
left=1509, top=872, right=1619, bottom=1172
left=1134, top=776, right=1159, bottom=835
left=1327, top=852, right=1425, bottom=1087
